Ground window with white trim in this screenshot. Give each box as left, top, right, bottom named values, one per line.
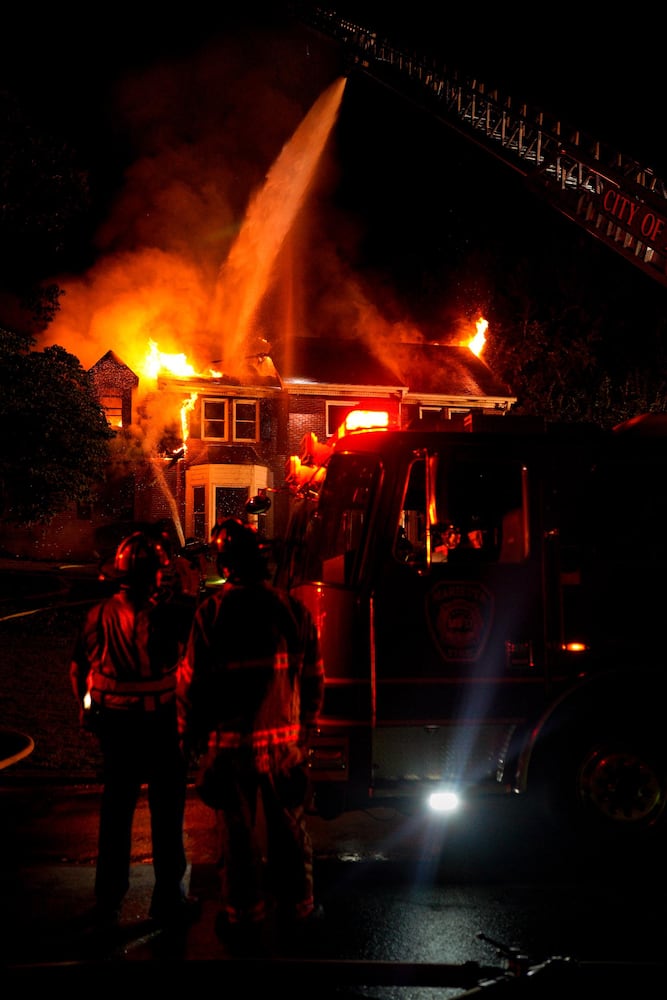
left=203, top=399, right=227, bottom=439
left=233, top=399, right=259, bottom=442
left=419, top=406, right=470, bottom=421
left=202, top=398, right=259, bottom=442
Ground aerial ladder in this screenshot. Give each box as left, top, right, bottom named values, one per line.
left=291, top=5, right=667, bottom=289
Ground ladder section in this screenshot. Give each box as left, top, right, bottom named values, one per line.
left=296, top=7, right=667, bottom=288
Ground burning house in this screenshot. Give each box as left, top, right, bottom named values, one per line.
left=87, top=333, right=515, bottom=558
left=2, top=67, right=515, bottom=563
left=0, top=326, right=515, bottom=563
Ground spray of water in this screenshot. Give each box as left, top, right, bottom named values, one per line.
left=142, top=77, right=346, bottom=548
left=209, top=76, right=347, bottom=373
left=150, top=460, right=186, bottom=548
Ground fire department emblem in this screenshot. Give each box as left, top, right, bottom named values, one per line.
left=426, top=581, right=494, bottom=663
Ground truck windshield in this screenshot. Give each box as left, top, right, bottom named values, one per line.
left=279, top=445, right=530, bottom=590
left=397, top=452, right=528, bottom=567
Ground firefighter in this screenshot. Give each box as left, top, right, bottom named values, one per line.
left=70, top=531, right=199, bottom=929
left=177, top=518, right=325, bottom=951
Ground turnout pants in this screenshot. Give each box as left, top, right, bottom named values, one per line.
left=95, top=706, right=188, bottom=915
left=209, top=747, right=314, bottom=924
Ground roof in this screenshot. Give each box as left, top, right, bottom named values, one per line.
left=391, top=342, right=514, bottom=398
left=271, top=336, right=514, bottom=400
left=88, top=350, right=139, bottom=382
left=89, top=337, right=515, bottom=402
left=272, top=336, right=402, bottom=389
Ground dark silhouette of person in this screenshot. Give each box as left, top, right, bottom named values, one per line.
left=70, top=531, right=198, bottom=929
left=177, top=517, right=324, bottom=951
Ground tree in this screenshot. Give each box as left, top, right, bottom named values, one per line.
left=476, top=228, right=667, bottom=428
left=0, top=329, right=113, bottom=524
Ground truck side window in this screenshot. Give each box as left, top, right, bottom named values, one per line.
left=435, top=458, right=527, bottom=564
left=279, top=500, right=322, bottom=588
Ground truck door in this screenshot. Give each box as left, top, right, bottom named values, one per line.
left=370, top=447, right=548, bottom=792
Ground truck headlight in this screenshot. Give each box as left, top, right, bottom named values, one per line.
left=428, top=788, right=461, bottom=813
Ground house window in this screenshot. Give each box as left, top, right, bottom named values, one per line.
left=326, top=400, right=359, bottom=437
left=203, top=399, right=227, bottom=440
left=233, top=400, right=259, bottom=442
left=202, top=398, right=259, bottom=441
left=100, top=395, right=123, bottom=428
left=193, top=485, right=205, bottom=539
left=419, top=406, right=470, bottom=421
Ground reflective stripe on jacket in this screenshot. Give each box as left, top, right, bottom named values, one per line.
left=177, top=580, right=324, bottom=753
left=71, top=588, right=190, bottom=712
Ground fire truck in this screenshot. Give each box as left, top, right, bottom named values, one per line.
left=258, top=9, right=667, bottom=843
left=258, top=407, right=667, bottom=843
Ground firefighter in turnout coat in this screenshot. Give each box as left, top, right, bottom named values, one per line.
left=70, top=531, right=197, bottom=927
left=177, top=518, right=325, bottom=939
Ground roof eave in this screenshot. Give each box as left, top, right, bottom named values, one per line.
left=284, top=380, right=406, bottom=397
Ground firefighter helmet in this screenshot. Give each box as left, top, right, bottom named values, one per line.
left=216, top=518, right=268, bottom=582
left=114, top=531, right=169, bottom=587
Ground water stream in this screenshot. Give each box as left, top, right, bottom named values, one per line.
left=209, top=76, right=346, bottom=373
left=167, top=76, right=347, bottom=546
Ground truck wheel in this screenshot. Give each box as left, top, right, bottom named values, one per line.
left=536, top=730, right=667, bottom=843
left=575, top=739, right=665, bottom=830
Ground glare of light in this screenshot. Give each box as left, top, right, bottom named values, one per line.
left=343, top=409, right=390, bottom=433
left=428, top=789, right=461, bottom=813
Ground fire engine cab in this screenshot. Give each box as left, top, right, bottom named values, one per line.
left=264, top=408, right=667, bottom=844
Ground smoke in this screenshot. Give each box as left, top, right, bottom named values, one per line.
left=49, top=248, right=211, bottom=373
left=40, top=21, right=348, bottom=372
left=39, top=18, right=474, bottom=397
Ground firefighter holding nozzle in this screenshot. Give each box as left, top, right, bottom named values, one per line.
left=70, top=531, right=199, bottom=929
left=177, top=518, right=325, bottom=950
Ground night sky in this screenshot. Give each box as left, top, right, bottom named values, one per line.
left=2, top=4, right=665, bottom=369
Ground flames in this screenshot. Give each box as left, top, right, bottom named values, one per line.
left=180, top=393, right=198, bottom=447
left=142, top=340, right=197, bottom=380
left=142, top=314, right=489, bottom=383
left=467, top=317, right=488, bottom=357
left=139, top=342, right=199, bottom=460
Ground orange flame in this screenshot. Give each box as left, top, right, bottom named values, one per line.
left=467, top=317, right=488, bottom=357
left=180, top=393, right=198, bottom=448
left=142, top=340, right=197, bottom=380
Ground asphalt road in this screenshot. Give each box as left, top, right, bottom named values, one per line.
left=1, top=779, right=665, bottom=993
